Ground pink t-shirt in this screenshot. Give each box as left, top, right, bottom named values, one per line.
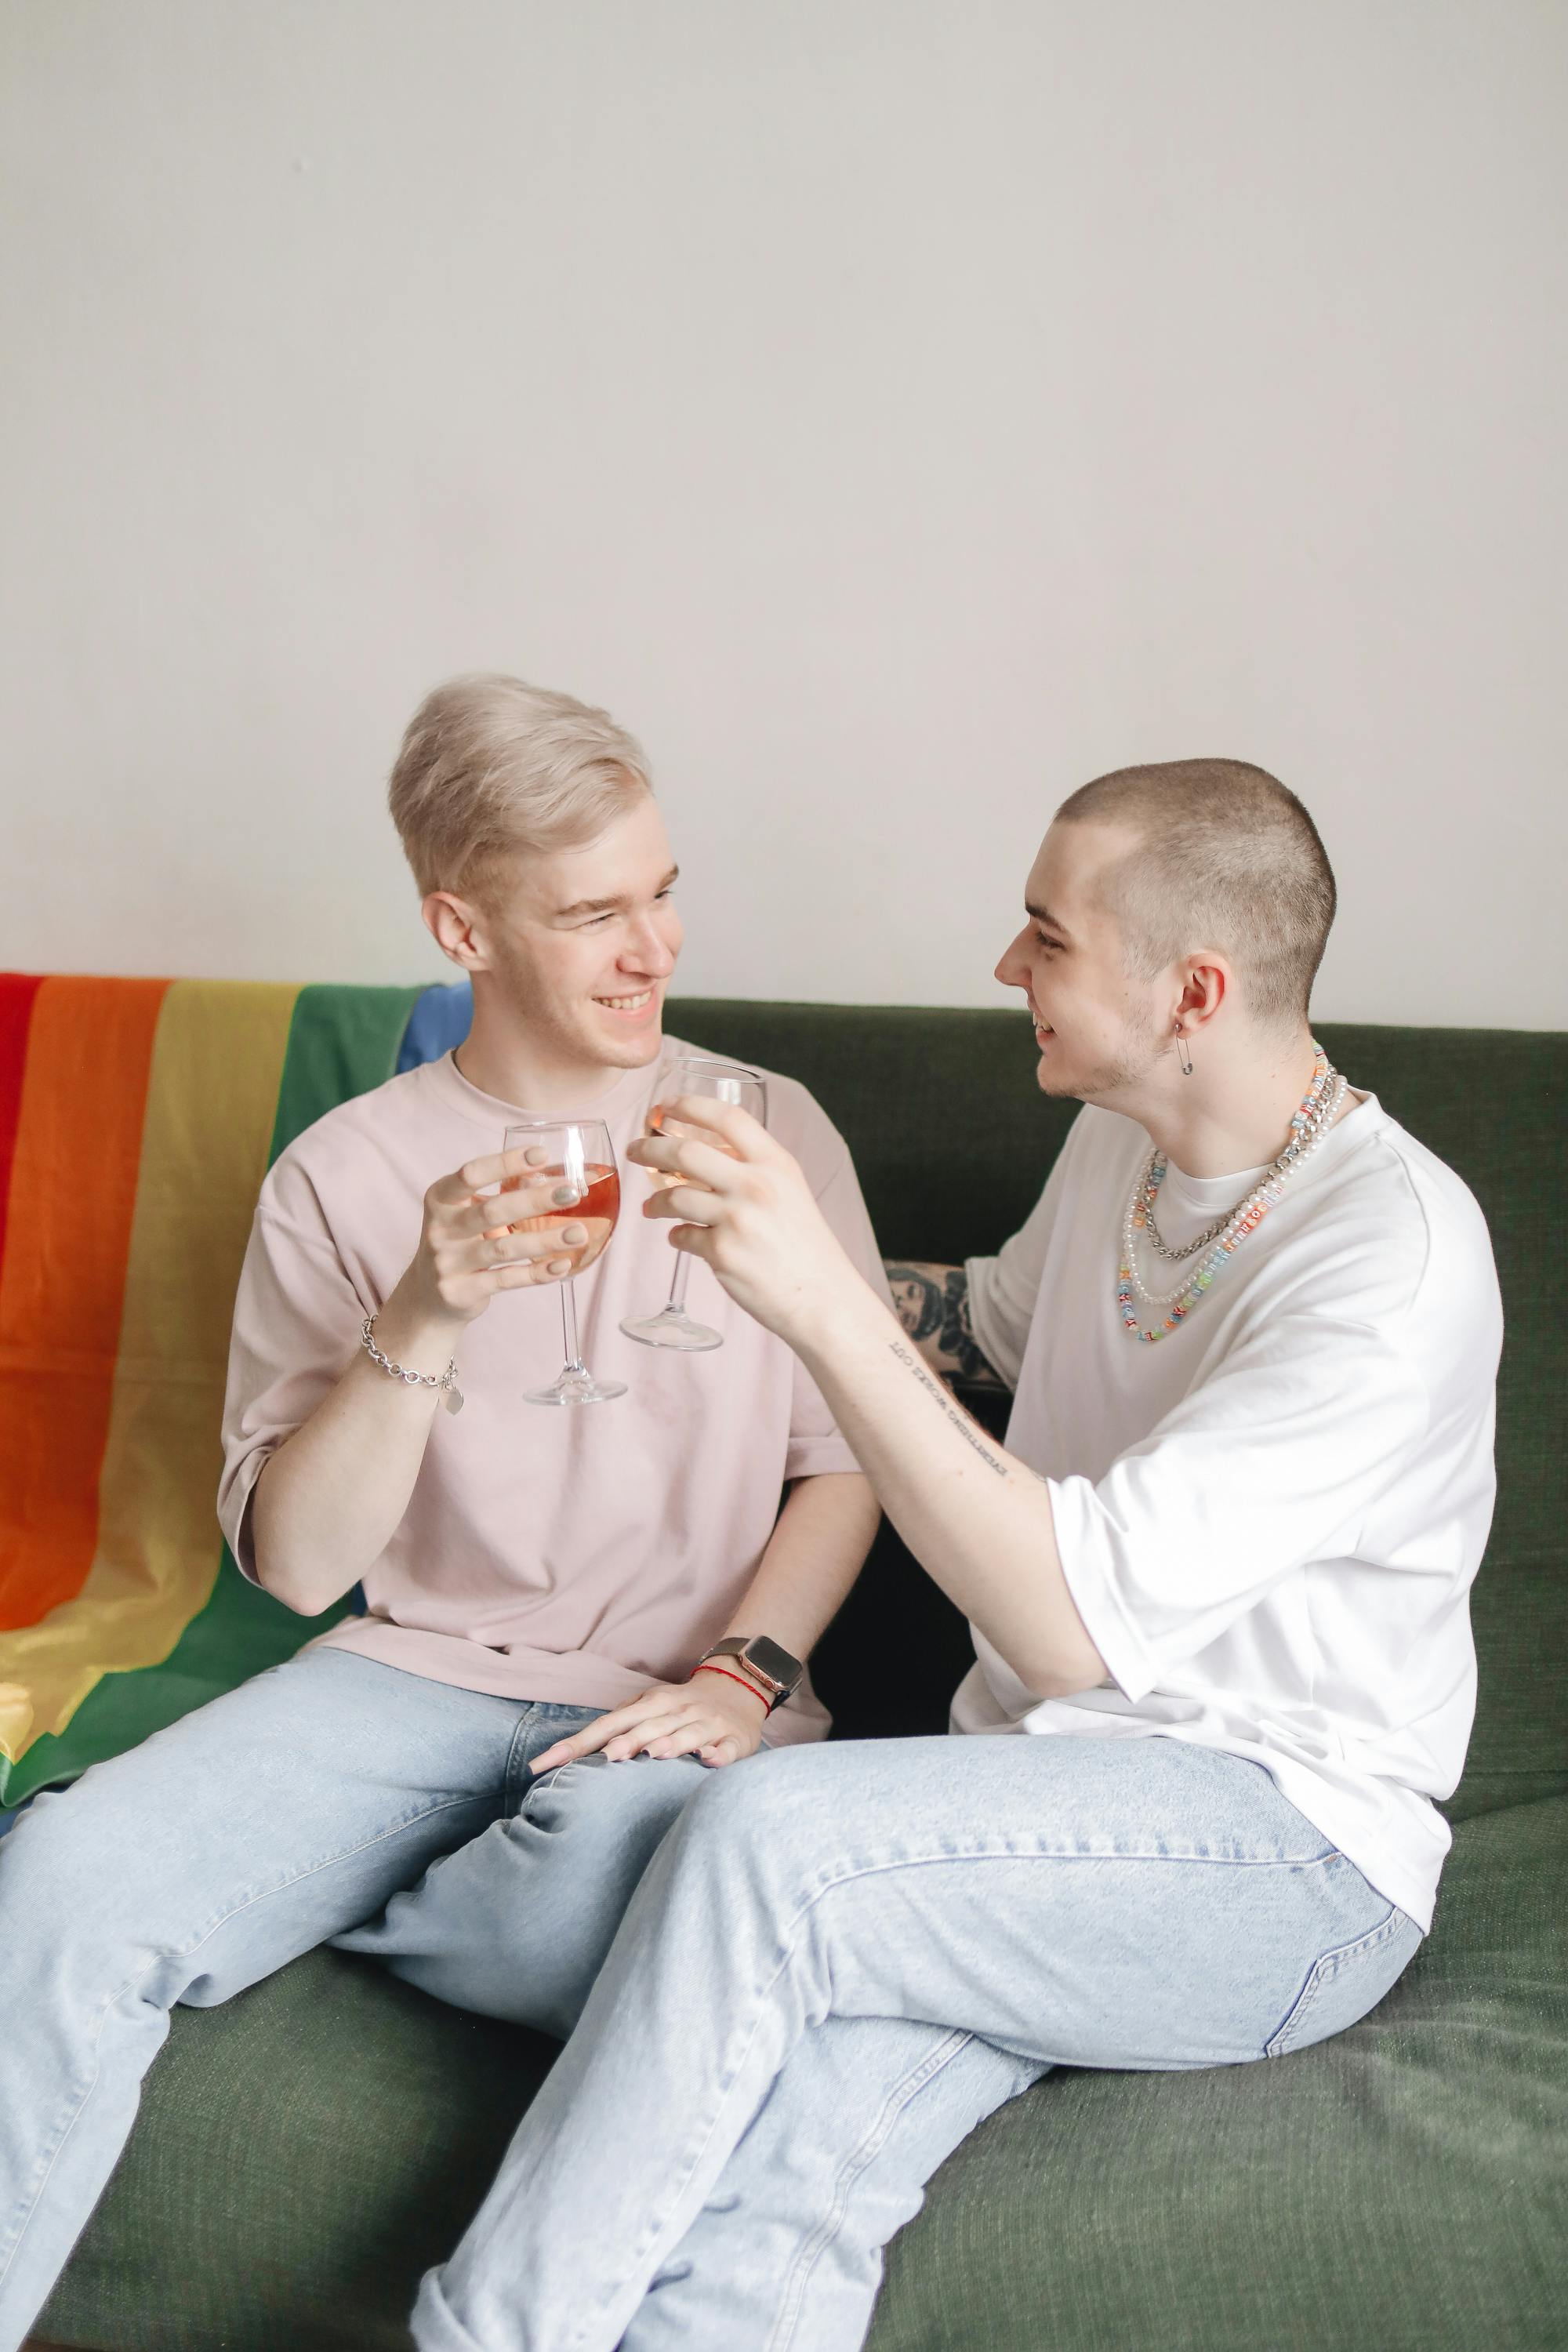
left=218, top=1042, right=890, bottom=1744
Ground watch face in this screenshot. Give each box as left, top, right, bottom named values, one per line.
left=745, top=1636, right=801, bottom=1689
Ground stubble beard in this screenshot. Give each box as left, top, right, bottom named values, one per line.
left=1036, top=1013, right=1164, bottom=1107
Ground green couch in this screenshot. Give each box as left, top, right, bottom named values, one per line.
left=33, top=1005, right=1568, bottom=2351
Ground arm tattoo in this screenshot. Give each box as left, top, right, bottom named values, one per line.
left=884, top=1262, right=1004, bottom=1390
left=888, top=1338, right=1009, bottom=1476
left=940, top=1268, right=1000, bottom=1388
left=886, top=1263, right=944, bottom=1344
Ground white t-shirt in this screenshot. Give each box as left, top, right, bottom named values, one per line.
left=953, top=1095, right=1502, bottom=1932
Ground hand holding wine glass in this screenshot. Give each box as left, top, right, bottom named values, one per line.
left=620, top=1058, right=768, bottom=1351
left=626, top=1093, right=863, bottom=1350
left=387, top=1145, right=601, bottom=1342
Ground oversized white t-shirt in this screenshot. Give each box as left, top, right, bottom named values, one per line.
left=219, top=1042, right=892, bottom=1746
left=955, top=1095, right=1501, bottom=1931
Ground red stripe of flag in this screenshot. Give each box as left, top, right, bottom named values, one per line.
left=0, top=975, right=45, bottom=1275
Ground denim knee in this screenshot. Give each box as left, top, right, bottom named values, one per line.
left=522, top=1751, right=707, bottom=1860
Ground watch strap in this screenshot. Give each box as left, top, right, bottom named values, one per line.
left=698, top=1635, right=801, bottom=1711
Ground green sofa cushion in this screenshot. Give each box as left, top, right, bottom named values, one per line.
left=41, top=1795, right=1566, bottom=2352
left=38, top=1951, right=553, bottom=2352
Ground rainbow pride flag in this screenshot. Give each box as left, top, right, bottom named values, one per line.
left=0, top=975, right=469, bottom=1811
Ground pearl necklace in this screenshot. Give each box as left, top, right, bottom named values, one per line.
left=1117, top=1045, right=1347, bottom=1342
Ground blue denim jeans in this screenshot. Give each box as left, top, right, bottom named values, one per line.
left=0, top=1649, right=1421, bottom=2352
left=0, top=1648, right=612, bottom=2351
left=337, top=1744, right=710, bottom=2038
left=406, top=1731, right=1422, bottom=2352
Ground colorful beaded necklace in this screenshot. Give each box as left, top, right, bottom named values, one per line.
left=1117, top=1044, right=1347, bottom=1343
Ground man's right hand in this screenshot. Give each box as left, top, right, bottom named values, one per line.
left=391, top=1146, right=592, bottom=1334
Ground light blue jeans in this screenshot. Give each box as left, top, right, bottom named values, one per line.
left=338, top=1736, right=710, bottom=2038
left=402, top=1728, right=1422, bottom=2352
left=0, top=1648, right=619, bottom=2352
left=0, top=1648, right=1422, bottom=2352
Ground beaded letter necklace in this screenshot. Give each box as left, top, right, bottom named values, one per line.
left=1117, top=1043, right=1348, bottom=1343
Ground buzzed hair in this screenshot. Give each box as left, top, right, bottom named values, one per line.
left=1053, top=759, right=1337, bottom=1028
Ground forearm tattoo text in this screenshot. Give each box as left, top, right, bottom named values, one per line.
left=888, top=1338, right=1008, bottom=1476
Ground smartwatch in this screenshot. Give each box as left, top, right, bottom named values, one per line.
left=697, top=1635, right=804, bottom=1712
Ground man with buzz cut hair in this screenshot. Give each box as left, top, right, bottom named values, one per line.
left=0, top=674, right=891, bottom=2352
left=395, top=757, right=1502, bottom=2352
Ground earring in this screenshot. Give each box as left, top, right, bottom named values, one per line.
left=1176, top=1029, right=1194, bottom=1076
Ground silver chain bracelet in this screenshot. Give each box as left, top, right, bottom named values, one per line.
left=360, top=1315, right=464, bottom=1416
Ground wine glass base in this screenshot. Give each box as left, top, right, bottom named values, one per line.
left=619, top=1307, right=724, bottom=1352
left=524, top=1369, right=629, bottom=1406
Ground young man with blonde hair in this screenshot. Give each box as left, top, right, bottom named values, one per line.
left=398, top=760, right=1502, bottom=2352
left=0, top=676, right=887, bottom=2350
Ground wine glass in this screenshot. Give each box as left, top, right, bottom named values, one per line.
left=620, top=1057, right=768, bottom=1352
left=501, top=1118, right=627, bottom=1406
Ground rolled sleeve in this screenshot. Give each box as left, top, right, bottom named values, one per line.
left=1045, top=1316, right=1429, bottom=1701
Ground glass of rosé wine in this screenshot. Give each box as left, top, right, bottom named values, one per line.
left=502, top=1117, right=626, bottom=1405
left=620, top=1057, right=768, bottom=1352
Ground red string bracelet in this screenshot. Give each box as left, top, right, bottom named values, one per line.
left=692, top=1661, right=771, bottom=1711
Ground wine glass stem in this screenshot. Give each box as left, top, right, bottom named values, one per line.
left=559, top=1276, right=586, bottom=1374
left=666, top=1249, right=694, bottom=1316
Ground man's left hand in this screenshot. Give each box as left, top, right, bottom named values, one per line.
left=627, top=1098, right=858, bottom=1345
left=529, top=1671, right=770, bottom=1775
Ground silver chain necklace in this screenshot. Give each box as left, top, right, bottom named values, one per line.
left=1140, top=1054, right=1338, bottom=1262
left=1117, top=1048, right=1347, bottom=1336
left=1142, top=1189, right=1250, bottom=1263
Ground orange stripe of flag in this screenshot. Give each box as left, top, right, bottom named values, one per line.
left=0, top=976, right=171, bottom=1630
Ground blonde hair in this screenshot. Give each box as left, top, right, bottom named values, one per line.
left=388, top=673, right=653, bottom=904
left=1053, top=759, right=1337, bottom=1028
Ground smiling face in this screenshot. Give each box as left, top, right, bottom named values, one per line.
left=993, top=818, right=1170, bottom=1102
left=455, top=793, right=685, bottom=1077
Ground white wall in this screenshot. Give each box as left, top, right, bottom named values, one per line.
left=2, top=0, right=1565, bottom=1025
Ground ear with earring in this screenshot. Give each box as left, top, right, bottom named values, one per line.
left=1176, top=1027, right=1194, bottom=1077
